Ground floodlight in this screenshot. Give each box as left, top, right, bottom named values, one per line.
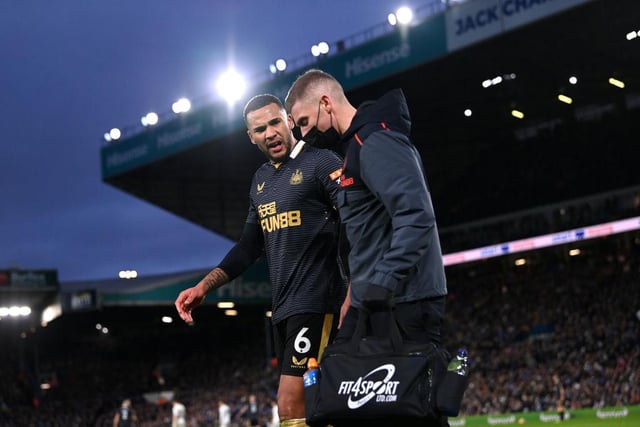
left=118, top=270, right=138, bottom=279
left=41, top=303, right=61, bottom=326
left=215, top=69, right=246, bottom=104
left=275, top=58, right=287, bottom=72
left=317, top=42, right=329, bottom=55
left=172, top=98, right=191, bottom=114
left=388, top=13, right=398, bottom=26
left=569, top=76, right=578, bottom=85
left=311, top=44, right=321, bottom=57
left=396, top=7, right=413, bottom=25
left=109, top=128, right=121, bottom=141
left=0, top=306, right=30, bottom=318
left=141, top=112, right=158, bottom=126
left=464, top=109, right=472, bottom=117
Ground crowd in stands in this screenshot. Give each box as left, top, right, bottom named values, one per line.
left=1, top=233, right=638, bottom=426
left=445, top=236, right=640, bottom=415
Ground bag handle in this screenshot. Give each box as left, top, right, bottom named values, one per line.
left=349, top=308, right=404, bottom=355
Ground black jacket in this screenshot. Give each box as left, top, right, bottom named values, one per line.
left=337, top=89, right=447, bottom=307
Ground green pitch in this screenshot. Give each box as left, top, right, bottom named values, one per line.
left=449, top=406, right=640, bottom=426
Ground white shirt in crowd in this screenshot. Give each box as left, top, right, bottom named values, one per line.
left=218, top=401, right=231, bottom=427
left=172, top=401, right=186, bottom=427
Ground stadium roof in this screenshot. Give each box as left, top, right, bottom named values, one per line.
left=99, top=0, right=640, bottom=243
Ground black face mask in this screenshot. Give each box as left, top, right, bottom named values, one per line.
left=295, top=101, right=341, bottom=149
left=301, top=126, right=341, bottom=149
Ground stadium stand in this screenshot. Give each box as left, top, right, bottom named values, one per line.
left=1, top=230, right=638, bottom=425
left=2, top=0, right=639, bottom=425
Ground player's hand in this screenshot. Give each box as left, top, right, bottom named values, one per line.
left=175, top=286, right=206, bottom=324
left=338, top=286, right=351, bottom=329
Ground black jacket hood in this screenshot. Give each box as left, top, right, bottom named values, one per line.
left=342, top=88, right=412, bottom=141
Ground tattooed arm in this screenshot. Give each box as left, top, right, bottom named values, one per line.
left=174, top=222, right=263, bottom=323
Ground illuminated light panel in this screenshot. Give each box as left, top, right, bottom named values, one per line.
left=609, top=77, right=625, bottom=89
left=511, top=110, right=525, bottom=119
left=514, top=258, right=526, bottom=266
left=217, top=302, right=235, bottom=309
left=224, top=309, right=238, bottom=317
left=558, top=94, right=573, bottom=104
left=442, top=216, right=640, bottom=267
left=569, top=248, right=581, bottom=256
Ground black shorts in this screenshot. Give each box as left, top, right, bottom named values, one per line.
left=273, top=313, right=338, bottom=376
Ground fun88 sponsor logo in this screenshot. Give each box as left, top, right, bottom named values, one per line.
left=337, top=364, right=400, bottom=409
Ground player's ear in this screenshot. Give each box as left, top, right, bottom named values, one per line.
left=320, top=94, right=332, bottom=113
left=246, top=129, right=257, bottom=145
left=287, top=114, right=295, bottom=130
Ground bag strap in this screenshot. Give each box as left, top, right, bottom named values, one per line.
left=349, top=308, right=404, bottom=355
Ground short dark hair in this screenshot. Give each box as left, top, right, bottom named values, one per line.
left=284, top=69, right=339, bottom=113
left=243, top=94, right=285, bottom=125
